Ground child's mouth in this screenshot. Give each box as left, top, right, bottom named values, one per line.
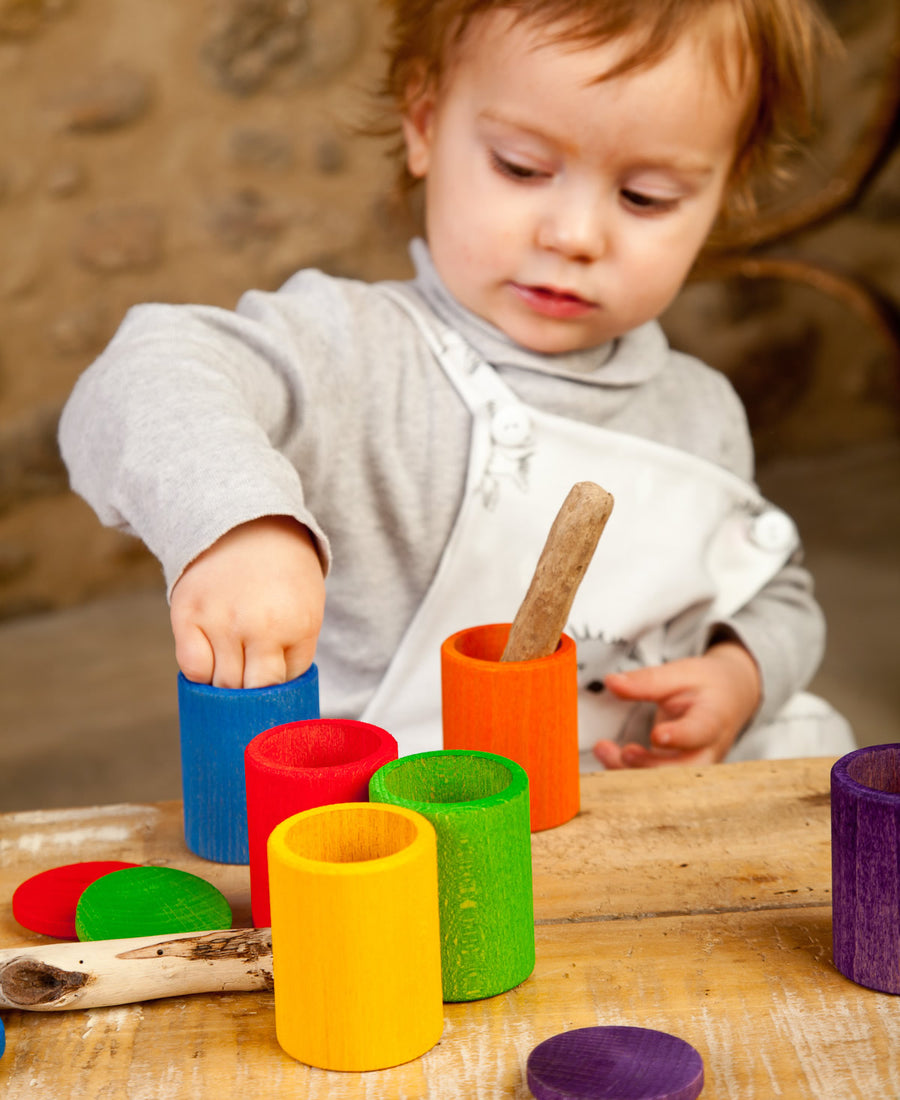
left=510, top=283, right=597, bottom=319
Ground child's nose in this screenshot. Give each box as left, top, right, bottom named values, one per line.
left=536, top=191, right=606, bottom=261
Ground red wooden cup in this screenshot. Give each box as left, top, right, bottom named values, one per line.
left=441, top=623, right=579, bottom=831
left=245, top=719, right=398, bottom=927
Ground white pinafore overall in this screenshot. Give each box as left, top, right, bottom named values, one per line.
left=361, top=292, right=854, bottom=767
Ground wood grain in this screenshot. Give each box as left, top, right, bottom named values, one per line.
left=244, top=718, right=397, bottom=927
left=3, top=758, right=895, bottom=1099
left=74, top=865, right=232, bottom=941
left=527, top=1025, right=704, bottom=1100
left=831, top=744, right=900, bottom=994
left=267, top=802, right=443, bottom=1071
left=441, top=626, right=580, bottom=831
left=370, top=750, right=534, bottom=1002
left=11, top=860, right=138, bottom=940
left=177, top=667, right=320, bottom=864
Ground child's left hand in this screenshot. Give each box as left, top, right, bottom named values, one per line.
left=592, top=641, right=762, bottom=769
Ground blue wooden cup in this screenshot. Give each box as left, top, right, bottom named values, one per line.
left=177, top=667, right=320, bottom=864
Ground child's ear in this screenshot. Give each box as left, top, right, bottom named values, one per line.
left=401, top=66, right=436, bottom=179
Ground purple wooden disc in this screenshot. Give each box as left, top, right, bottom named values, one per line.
left=526, top=1026, right=704, bottom=1100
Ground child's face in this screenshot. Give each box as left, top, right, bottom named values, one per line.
left=403, top=9, right=750, bottom=354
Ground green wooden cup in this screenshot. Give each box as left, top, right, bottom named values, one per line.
left=369, top=749, right=535, bottom=1002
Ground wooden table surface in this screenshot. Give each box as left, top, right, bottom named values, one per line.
left=0, top=757, right=897, bottom=1099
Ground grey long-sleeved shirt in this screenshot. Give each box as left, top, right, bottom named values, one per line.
left=59, top=239, right=824, bottom=731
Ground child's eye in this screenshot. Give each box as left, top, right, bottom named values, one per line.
left=621, top=189, right=678, bottom=214
left=490, top=150, right=548, bottom=182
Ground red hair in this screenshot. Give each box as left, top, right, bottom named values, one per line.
left=376, top=0, right=838, bottom=220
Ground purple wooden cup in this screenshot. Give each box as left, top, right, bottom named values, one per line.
left=832, top=743, right=900, bottom=994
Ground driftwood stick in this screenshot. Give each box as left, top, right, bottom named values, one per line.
left=501, top=481, right=614, bottom=663
left=0, top=927, right=272, bottom=1011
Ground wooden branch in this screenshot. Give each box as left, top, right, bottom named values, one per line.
left=501, top=481, right=613, bottom=662
left=0, top=928, right=273, bottom=1011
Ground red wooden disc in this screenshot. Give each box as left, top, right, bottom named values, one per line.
left=12, top=861, right=140, bottom=939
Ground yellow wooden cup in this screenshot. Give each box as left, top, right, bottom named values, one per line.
left=267, top=802, right=444, bottom=1071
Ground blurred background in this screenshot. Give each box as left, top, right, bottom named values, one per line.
left=0, top=0, right=897, bottom=812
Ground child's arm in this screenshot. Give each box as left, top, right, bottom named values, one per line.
left=592, top=640, right=761, bottom=769
left=169, top=516, right=326, bottom=689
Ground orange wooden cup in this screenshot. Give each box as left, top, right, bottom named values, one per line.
left=440, top=623, right=579, bottom=831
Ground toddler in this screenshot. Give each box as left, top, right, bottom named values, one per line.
left=60, top=0, right=856, bottom=769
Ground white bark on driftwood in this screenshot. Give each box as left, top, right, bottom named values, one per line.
left=0, top=927, right=272, bottom=1011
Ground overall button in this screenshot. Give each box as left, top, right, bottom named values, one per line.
left=491, top=406, right=533, bottom=446
left=749, top=509, right=797, bottom=552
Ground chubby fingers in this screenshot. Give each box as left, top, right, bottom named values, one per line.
left=172, top=618, right=216, bottom=685
left=649, top=702, right=723, bottom=753
left=172, top=613, right=248, bottom=689
left=168, top=516, right=325, bottom=690
left=173, top=617, right=316, bottom=690
left=593, top=736, right=714, bottom=770
left=619, top=742, right=719, bottom=768
left=604, top=665, right=717, bottom=753
left=238, top=643, right=287, bottom=690
left=241, top=638, right=315, bottom=690
left=592, top=739, right=626, bottom=769
left=603, top=664, right=689, bottom=702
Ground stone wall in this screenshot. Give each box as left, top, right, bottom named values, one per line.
left=666, top=0, right=900, bottom=461
left=0, top=0, right=897, bottom=619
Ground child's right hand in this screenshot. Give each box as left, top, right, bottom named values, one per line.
left=169, top=516, right=326, bottom=689
left=591, top=641, right=761, bottom=768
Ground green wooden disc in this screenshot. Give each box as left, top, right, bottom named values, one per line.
left=75, top=866, right=232, bottom=941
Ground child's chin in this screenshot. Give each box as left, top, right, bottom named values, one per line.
left=504, top=321, right=606, bottom=356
